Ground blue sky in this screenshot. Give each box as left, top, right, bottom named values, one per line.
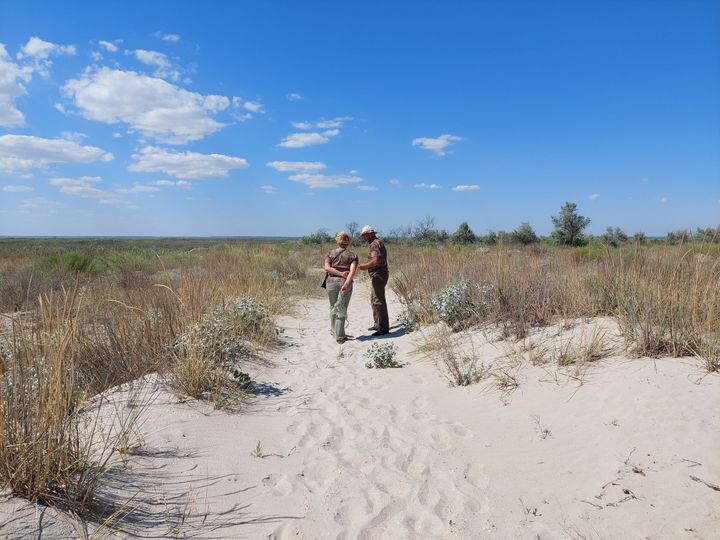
left=0, top=0, right=718, bottom=237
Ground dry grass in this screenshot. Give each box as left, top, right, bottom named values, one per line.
left=0, top=239, right=323, bottom=520
left=393, top=243, right=720, bottom=372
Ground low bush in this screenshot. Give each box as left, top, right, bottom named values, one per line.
left=365, top=343, right=401, bottom=369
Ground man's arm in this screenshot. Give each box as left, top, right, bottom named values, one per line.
left=358, top=256, right=379, bottom=271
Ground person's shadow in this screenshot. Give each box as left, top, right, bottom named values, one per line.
left=355, top=325, right=406, bottom=342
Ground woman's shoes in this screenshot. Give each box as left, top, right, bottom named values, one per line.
left=336, top=337, right=348, bottom=344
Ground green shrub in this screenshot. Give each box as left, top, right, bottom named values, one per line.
left=365, top=343, right=401, bottom=368
left=431, top=281, right=493, bottom=331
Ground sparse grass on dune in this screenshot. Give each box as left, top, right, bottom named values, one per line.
left=0, top=239, right=322, bottom=519
left=394, top=243, right=720, bottom=376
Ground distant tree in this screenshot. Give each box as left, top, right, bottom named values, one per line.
left=633, top=231, right=646, bottom=244
left=551, top=202, right=591, bottom=246
left=480, top=230, right=498, bottom=245
left=346, top=221, right=359, bottom=244
left=452, top=222, right=476, bottom=244
left=600, top=226, right=629, bottom=247
left=695, top=226, right=720, bottom=243
left=300, top=228, right=333, bottom=245
left=666, top=229, right=691, bottom=245
left=511, top=222, right=539, bottom=245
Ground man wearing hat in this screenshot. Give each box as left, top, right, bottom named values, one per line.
left=358, top=225, right=389, bottom=336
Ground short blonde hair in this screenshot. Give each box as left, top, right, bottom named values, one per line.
left=335, top=231, right=351, bottom=247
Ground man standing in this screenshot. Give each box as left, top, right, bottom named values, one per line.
left=358, top=225, right=389, bottom=336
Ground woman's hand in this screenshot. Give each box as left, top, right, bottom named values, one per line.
left=341, top=280, right=351, bottom=293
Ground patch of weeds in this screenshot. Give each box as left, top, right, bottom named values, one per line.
left=397, top=309, right=418, bottom=333
left=431, top=281, right=494, bottom=331
left=531, top=415, right=552, bottom=440
left=365, top=343, right=401, bottom=369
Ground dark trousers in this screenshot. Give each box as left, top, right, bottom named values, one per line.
left=369, top=268, right=389, bottom=332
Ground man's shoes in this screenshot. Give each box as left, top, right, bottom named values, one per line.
left=371, top=330, right=389, bottom=337
left=367, top=326, right=378, bottom=331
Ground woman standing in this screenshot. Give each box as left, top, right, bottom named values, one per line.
left=324, top=231, right=358, bottom=344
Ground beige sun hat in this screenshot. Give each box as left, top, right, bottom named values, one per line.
left=360, top=225, right=376, bottom=236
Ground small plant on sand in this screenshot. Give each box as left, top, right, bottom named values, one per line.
left=250, top=440, right=264, bottom=458
left=397, top=309, right=418, bottom=333
left=431, top=281, right=493, bottom=331
left=365, top=343, right=401, bottom=369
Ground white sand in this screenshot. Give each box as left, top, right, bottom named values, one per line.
left=2, top=282, right=719, bottom=539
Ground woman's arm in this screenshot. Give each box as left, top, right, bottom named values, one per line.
left=341, top=261, right=358, bottom=292
left=324, top=259, right=347, bottom=278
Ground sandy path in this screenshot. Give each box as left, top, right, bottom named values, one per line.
left=2, top=281, right=718, bottom=539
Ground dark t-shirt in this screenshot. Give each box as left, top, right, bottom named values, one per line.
left=368, top=238, right=388, bottom=271
left=325, top=247, right=358, bottom=273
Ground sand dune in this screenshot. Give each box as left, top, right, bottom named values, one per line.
left=2, top=282, right=718, bottom=539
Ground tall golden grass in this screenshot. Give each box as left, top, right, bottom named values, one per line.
left=392, top=242, right=720, bottom=372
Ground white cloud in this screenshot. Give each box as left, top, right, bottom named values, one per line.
left=129, top=146, right=248, bottom=179
left=17, top=37, right=76, bottom=77
left=133, top=49, right=179, bottom=81
left=356, top=185, right=377, bottom=191
left=62, top=68, right=231, bottom=144
left=389, top=178, right=401, bottom=185
left=660, top=196, right=668, bottom=204
left=259, top=185, right=277, bottom=194
left=230, top=96, right=264, bottom=121
left=98, top=40, right=118, bottom=52
left=412, top=134, right=462, bottom=156
left=49, top=175, right=123, bottom=204
left=414, top=183, right=441, bottom=189
left=0, top=134, right=113, bottom=174
left=155, top=32, right=180, bottom=42
left=243, top=100, right=264, bottom=113
left=451, top=184, right=479, bottom=192
left=20, top=197, right=60, bottom=210
left=3, top=184, right=33, bottom=192
left=287, top=93, right=302, bottom=101
left=115, top=184, right=159, bottom=194
left=153, top=179, right=192, bottom=187
left=278, top=132, right=335, bottom=148
left=53, top=102, right=65, bottom=113
left=266, top=160, right=326, bottom=172
left=289, top=173, right=362, bottom=189
left=0, top=44, right=33, bottom=126
left=90, top=51, right=103, bottom=62
left=280, top=117, right=349, bottom=147
left=589, top=193, right=600, bottom=201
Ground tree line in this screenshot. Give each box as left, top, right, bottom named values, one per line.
left=301, top=201, right=719, bottom=247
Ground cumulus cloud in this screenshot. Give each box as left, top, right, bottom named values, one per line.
left=3, top=184, right=33, bottom=192
left=451, top=184, right=479, bottom=192
left=259, top=185, right=277, bottom=194
left=98, top=40, right=118, bottom=52
left=62, top=68, right=231, bottom=144
left=266, top=161, right=326, bottom=173
left=129, top=146, right=248, bottom=179
left=279, top=117, right=350, bottom=148
left=0, top=134, right=113, bottom=174
left=412, top=134, right=462, bottom=156
left=230, top=96, right=264, bottom=121
left=356, top=185, right=377, bottom=191
left=133, top=49, right=179, bottom=81
left=287, top=93, right=302, bottom=101
left=49, top=176, right=123, bottom=204
left=153, top=179, right=192, bottom=187
left=389, top=178, right=401, bottom=185
left=0, top=44, right=33, bottom=126
left=589, top=193, right=600, bottom=201
left=155, top=32, right=180, bottom=42
left=17, top=37, right=76, bottom=77
left=278, top=131, right=336, bottom=148
left=414, top=183, right=441, bottom=189
left=289, top=173, right=362, bottom=189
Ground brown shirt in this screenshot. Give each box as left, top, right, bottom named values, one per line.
left=325, top=247, right=358, bottom=273
left=368, top=238, right=388, bottom=270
